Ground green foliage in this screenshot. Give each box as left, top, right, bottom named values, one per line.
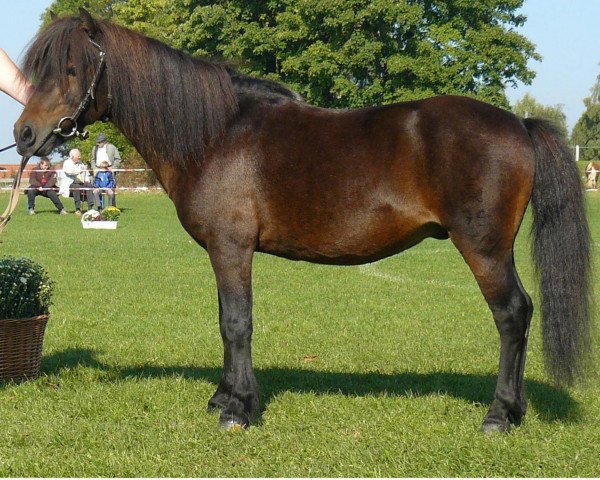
left=0, top=257, right=54, bottom=319
left=512, top=93, right=568, bottom=138
left=43, top=0, right=117, bottom=23
left=572, top=73, right=600, bottom=163
left=46, top=0, right=539, bottom=110
left=165, top=0, right=538, bottom=108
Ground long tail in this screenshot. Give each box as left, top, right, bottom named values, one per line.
left=526, top=117, right=594, bottom=386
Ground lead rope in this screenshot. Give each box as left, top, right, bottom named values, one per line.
left=0, top=155, right=30, bottom=235
left=0, top=143, right=16, bottom=153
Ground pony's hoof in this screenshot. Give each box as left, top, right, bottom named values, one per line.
left=219, top=411, right=250, bottom=430
left=219, top=419, right=248, bottom=432
left=219, top=419, right=246, bottom=431
left=480, top=419, right=510, bottom=435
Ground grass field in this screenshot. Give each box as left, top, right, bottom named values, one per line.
left=1, top=189, right=600, bottom=477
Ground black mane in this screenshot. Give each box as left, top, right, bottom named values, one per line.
left=228, top=70, right=303, bottom=104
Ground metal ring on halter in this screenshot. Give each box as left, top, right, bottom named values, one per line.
left=53, top=116, right=78, bottom=138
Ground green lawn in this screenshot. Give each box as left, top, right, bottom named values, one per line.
left=0, top=190, right=599, bottom=477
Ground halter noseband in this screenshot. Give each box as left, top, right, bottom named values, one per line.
left=52, top=39, right=112, bottom=140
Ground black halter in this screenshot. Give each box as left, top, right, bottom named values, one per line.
left=52, top=39, right=112, bottom=140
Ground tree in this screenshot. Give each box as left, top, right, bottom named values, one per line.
left=162, top=0, right=539, bottom=109
left=44, top=0, right=118, bottom=23
left=51, top=0, right=539, bottom=109
left=571, top=72, right=600, bottom=163
left=512, top=93, right=568, bottom=138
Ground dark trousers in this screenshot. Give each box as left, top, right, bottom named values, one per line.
left=71, top=182, right=95, bottom=210
left=27, top=188, right=64, bottom=211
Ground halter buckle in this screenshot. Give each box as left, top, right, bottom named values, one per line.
left=53, top=117, right=78, bottom=138
left=52, top=117, right=89, bottom=139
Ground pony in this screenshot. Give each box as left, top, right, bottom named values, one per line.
left=14, top=9, right=593, bottom=433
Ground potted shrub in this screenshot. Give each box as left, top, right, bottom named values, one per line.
left=81, top=206, right=121, bottom=229
left=0, top=256, right=54, bottom=381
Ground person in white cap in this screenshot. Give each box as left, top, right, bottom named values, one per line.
left=91, top=132, right=122, bottom=169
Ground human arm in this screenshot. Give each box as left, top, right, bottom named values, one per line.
left=110, top=144, right=122, bottom=169
left=0, top=48, right=33, bottom=105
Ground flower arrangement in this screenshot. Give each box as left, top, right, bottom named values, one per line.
left=82, top=206, right=121, bottom=222
left=101, top=206, right=121, bottom=221
left=0, top=256, right=54, bottom=319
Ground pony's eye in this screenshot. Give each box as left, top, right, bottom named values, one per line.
left=67, top=66, right=76, bottom=76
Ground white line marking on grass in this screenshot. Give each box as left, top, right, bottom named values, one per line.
left=394, top=247, right=456, bottom=257
left=356, top=264, right=479, bottom=292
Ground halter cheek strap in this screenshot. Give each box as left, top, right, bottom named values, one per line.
left=52, top=38, right=111, bottom=140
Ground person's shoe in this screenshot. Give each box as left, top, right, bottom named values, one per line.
left=75, top=210, right=82, bottom=216
left=28, top=209, right=35, bottom=215
left=59, top=209, right=68, bottom=215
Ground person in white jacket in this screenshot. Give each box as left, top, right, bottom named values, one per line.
left=61, top=149, right=95, bottom=214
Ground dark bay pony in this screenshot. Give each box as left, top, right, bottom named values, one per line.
left=15, top=9, right=593, bottom=433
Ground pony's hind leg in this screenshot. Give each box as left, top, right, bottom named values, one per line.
left=451, top=238, right=533, bottom=433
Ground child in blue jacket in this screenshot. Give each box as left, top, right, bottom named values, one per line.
left=92, top=161, right=116, bottom=209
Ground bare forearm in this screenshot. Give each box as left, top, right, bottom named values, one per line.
left=0, top=48, right=33, bottom=105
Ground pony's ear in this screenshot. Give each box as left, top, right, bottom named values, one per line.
left=79, top=7, right=97, bottom=39
left=49, top=11, right=58, bottom=21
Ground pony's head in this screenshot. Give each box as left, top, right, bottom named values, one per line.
left=15, top=8, right=111, bottom=157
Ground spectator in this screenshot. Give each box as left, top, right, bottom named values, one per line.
left=61, top=148, right=95, bottom=215
left=27, top=157, right=68, bottom=215
left=0, top=47, right=33, bottom=105
left=92, top=161, right=116, bottom=209
left=92, top=133, right=121, bottom=169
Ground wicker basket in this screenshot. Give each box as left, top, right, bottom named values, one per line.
left=0, top=315, right=49, bottom=381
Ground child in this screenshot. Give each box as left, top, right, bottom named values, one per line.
left=92, top=161, right=116, bottom=209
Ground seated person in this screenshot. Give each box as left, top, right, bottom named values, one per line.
left=61, top=148, right=95, bottom=215
left=27, top=157, right=68, bottom=215
left=92, top=161, right=116, bottom=209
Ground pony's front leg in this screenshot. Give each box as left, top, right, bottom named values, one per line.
left=207, top=242, right=259, bottom=429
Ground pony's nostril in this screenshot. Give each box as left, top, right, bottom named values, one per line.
left=20, top=125, right=36, bottom=146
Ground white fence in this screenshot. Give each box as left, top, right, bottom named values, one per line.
left=574, top=145, right=600, bottom=162
left=0, top=167, right=161, bottom=192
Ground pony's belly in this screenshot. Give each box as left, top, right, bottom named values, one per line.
left=257, top=218, right=447, bottom=265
